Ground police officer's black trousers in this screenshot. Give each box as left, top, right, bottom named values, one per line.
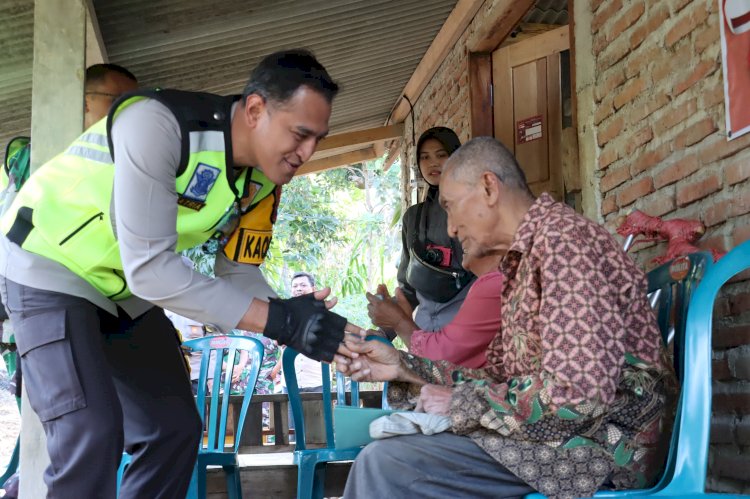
left=1, top=279, right=201, bottom=498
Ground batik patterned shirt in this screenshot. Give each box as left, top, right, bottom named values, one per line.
left=388, top=194, right=678, bottom=499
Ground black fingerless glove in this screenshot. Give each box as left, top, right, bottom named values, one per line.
left=263, top=294, right=347, bottom=362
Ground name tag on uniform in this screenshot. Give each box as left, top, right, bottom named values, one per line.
left=232, top=228, right=272, bottom=265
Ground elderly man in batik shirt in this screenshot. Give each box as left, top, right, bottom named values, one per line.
left=337, top=137, right=678, bottom=499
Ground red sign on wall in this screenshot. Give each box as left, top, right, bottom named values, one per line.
left=516, top=115, right=543, bottom=144
left=720, top=0, right=750, bottom=140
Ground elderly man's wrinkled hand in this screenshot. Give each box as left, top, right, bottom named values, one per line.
left=415, top=384, right=453, bottom=415
left=335, top=336, right=401, bottom=382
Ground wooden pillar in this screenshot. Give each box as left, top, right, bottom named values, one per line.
left=21, top=1, right=86, bottom=497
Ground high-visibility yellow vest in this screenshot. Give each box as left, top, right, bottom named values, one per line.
left=0, top=89, right=277, bottom=299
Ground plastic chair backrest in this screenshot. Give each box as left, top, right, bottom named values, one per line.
left=642, top=252, right=712, bottom=491
left=184, top=335, right=264, bottom=453
left=646, top=252, right=713, bottom=379
left=283, top=347, right=342, bottom=450
left=659, top=240, right=750, bottom=495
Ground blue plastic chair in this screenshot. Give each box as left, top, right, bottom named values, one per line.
left=283, top=347, right=365, bottom=499
left=186, top=334, right=264, bottom=499
left=119, top=335, right=264, bottom=498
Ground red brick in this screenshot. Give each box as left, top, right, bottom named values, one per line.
left=629, top=92, right=670, bottom=124
left=711, top=414, right=737, bottom=443
left=702, top=82, right=725, bottom=110
left=593, top=32, right=609, bottom=56
left=713, top=391, right=750, bottom=414
left=715, top=295, right=732, bottom=318
left=614, top=77, right=646, bottom=110
left=598, top=146, right=619, bottom=170
left=737, top=416, right=750, bottom=445
left=630, top=5, right=671, bottom=50
left=734, top=223, right=750, bottom=247
left=673, top=59, right=719, bottom=97
left=655, top=99, right=697, bottom=132
left=714, top=324, right=750, bottom=349
left=674, top=0, right=692, bottom=13
left=593, top=0, right=623, bottom=33
left=618, top=177, right=654, bottom=207
left=637, top=189, right=676, bottom=217
left=700, top=233, right=729, bottom=254
left=676, top=173, right=722, bottom=206
left=695, top=23, right=719, bottom=53
left=674, top=118, right=718, bottom=149
left=653, top=155, right=700, bottom=188
left=595, top=69, right=627, bottom=102
left=714, top=358, right=733, bottom=381
left=626, top=45, right=661, bottom=78
left=665, top=6, right=710, bottom=47
left=597, top=37, right=631, bottom=73
left=597, top=116, right=624, bottom=147
left=705, top=198, right=733, bottom=227
left=712, top=449, right=750, bottom=480
left=594, top=97, right=615, bottom=125
left=607, top=1, right=645, bottom=42
left=730, top=292, right=750, bottom=316
left=630, top=143, right=671, bottom=176
left=601, top=164, right=631, bottom=192
left=602, top=194, right=618, bottom=216
left=727, top=159, right=750, bottom=186
left=729, top=347, right=750, bottom=380
left=700, top=134, right=750, bottom=165
left=626, top=126, right=654, bottom=156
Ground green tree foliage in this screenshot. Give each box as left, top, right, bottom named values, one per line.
left=261, top=157, right=403, bottom=328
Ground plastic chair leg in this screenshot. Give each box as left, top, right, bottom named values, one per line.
left=297, top=456, right=327, bottom=499
left=224, top=465, right=242, bottom=499
left=186, top=463, right=206, bottom=499
left=115, top=452, right=131, bottom=496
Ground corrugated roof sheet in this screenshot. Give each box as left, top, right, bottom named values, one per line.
left=524, top=0, right=568, bottom=25
left=0, top=0, right=458, bottom=152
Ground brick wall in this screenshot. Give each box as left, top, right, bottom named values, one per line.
left=398, top=0, right=750, bottom=492
left=590, top=0, right=750, bottom=492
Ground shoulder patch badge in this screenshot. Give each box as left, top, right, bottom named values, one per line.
left=179, top=163, right=221, bottom=211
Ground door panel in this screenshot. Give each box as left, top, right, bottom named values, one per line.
left=492, top=25, right=569, bottom=200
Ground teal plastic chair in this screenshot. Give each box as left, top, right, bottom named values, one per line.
left=526, top=247, right=750, bottom=499
left=186, top=334, right=264, bottom=499
left=118, top=335, right=264, bottom=498
left=283, top=347, right=364, bottom=499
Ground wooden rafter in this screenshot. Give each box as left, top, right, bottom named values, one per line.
left=316, top=123, right=404, bottom=153
left=297, top=147, right=377, bottom=176
left=84, top=0, right=107, bottom=65
left=385, top=0, right=485, bottom=126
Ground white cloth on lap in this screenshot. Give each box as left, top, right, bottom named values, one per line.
left=369, top=411, right=452, bottom=439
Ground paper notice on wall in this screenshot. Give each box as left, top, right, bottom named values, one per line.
left=720, top=0, right=750, bottom=140
left=516, top=115, right=543, bottom=144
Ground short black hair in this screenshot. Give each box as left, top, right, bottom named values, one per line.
left=291, top=271, right=315, bottom=287
left=242, top=49, right=339, bottom=105
left=85, top=63, right=138, bottom=90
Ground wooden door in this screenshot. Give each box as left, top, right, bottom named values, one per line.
left=492, top=26, right=570, bottom=200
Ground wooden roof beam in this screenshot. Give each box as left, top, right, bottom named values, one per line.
left=84, top=0, right=107, bottom=65
left=316, top=123, right=404, bottom=152
left=297, top=147, right=377, bottom=176
left=386, top=0, right=485, bottom=125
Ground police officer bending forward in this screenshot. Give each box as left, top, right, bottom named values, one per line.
left=0, top=49, right=358, bottom=498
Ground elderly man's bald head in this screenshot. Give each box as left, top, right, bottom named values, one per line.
left=443, top=137, right=532, bottom=196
